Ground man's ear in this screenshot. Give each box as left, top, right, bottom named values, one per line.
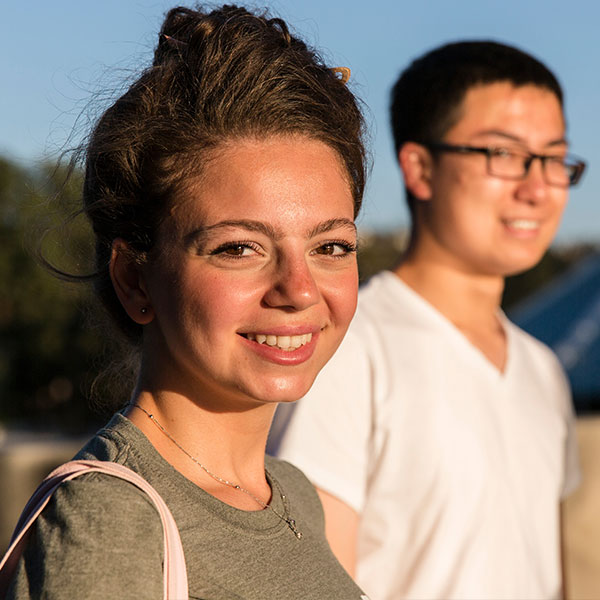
left=398, top=142, right=434, bottom=201
left=110, top=239, right=154, bottom=325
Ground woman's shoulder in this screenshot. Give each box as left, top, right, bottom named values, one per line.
left=7, top=468, right=165, bottom=598
left=74, top=412, right=144, bottom=462
left=45, top=410, right=162, bottom=518
left=265, top=454, right=322, bottom=512
left=50, top=414, right=169, bottom=543
left=266, top=454, right=310, bottom=484
left=47, top=412, right=162, bottom=521
left=6, top=414, right=165, bottom=599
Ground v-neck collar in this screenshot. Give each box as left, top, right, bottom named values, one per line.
left=378, top=271, right=513, bottom=379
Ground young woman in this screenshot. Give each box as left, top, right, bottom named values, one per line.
left=6, top=5, right=367, bottom=599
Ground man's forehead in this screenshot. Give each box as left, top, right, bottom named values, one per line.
left=470, top=129, right=567, bottom=147
left=445, top=82, right=565, bottom=145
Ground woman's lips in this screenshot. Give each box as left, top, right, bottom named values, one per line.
left=245, top=332, right=313, bottom=351
left=239, top=330, right=320, bottom=365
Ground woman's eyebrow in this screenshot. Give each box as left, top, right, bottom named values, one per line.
left=184, top=220, right=279, bottom=245
left=185, top=218, right=356, bottom=246
left=308, top=218, right=357, bottom=238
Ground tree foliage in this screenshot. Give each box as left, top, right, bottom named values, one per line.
left=0, top=156, right=104, bottom=431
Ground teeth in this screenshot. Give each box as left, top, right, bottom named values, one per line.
left=506, top=219, right=539, bottom=230
left=246, top=332, right=313, bottom=351
left=277, top=336, right=291, bottom=348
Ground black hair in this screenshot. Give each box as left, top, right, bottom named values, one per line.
left=390, top=40, right=563, bottom=217
left=391, top=40, right=563, bottom=152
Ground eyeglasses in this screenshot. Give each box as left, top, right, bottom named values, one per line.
left=424, top=142, right=586, bottom=187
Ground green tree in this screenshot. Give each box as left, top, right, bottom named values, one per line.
left=0, top=156, right=104, bottom=431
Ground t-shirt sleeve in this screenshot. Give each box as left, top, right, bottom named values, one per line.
left=7, top=472, right=165, bottom=600
left=277, top=327, right=373, bottom=514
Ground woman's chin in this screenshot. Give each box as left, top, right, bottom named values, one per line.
left=248, top=375, right=317, bottom=406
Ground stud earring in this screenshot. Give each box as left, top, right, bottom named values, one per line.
left=140, top=307, right=148, bottom=315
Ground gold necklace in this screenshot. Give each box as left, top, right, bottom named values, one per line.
left=130, top=403, right=303, bottom=539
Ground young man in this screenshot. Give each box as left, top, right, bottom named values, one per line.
left=277, top=41, right=585, bottom=599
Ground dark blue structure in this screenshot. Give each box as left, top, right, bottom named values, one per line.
left=509, top=253, right=600, bottom=414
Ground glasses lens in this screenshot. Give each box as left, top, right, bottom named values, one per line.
left=488, top=149, right=583, bottom=187
left=488, top=149, right=526, bottom=178
left=544, top=157, right=571, bottom=186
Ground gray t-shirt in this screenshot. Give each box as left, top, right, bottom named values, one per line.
left=8, top=413, right=365, bottom=599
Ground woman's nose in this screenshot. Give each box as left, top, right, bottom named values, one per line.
left=262, top=254, right=320, bottom=311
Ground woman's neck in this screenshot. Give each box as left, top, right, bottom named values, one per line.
left=124, top=388, right=277, bottom=510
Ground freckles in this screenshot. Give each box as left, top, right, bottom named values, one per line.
left=323, top=276, right=358, bottom=318
left=209, top=279, right=264, bottom=319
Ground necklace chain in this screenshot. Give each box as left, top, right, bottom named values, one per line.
left=130, top=404, right=302, bottom=539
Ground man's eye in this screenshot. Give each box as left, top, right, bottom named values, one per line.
left=493, top=148, right=516, bottom=159
left=546, top=156, right=567, bottom=165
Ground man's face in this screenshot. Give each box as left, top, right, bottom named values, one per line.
left=415, top=82, right=568, bottom=277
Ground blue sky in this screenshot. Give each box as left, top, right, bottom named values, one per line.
left=2, top=0, right=598, bottom=243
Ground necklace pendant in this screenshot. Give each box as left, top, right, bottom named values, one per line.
left=287, top=518, right=303, bottom=539
left=130, top=404, right=304, bottom=538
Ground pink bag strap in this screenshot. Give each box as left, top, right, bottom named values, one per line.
left=0, top=460, right=188, bottom=600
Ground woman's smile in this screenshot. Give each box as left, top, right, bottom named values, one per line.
left=240, top=329, right=320, bottom=365
left=244, top=331, right=313, bottom=351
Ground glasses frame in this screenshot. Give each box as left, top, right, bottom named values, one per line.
left=423, top=141, right=586, bottom=187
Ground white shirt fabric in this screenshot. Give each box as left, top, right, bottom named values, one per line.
left=277, top=271, right=580, bottom=600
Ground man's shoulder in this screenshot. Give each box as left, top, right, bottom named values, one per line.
left=351, top=272, right=409, bottom=328
left=349, top=271, right=441, bottom=345
left=504, top=318, right=570, bottom=404
left=357, top=271, right=405, bottom=308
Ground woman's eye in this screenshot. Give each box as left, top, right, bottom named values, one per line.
left=210, top=242, right=260, bottom=258
left=315, top=242, right=357, bottom=257
left=223, top=245, right=251, bottom=256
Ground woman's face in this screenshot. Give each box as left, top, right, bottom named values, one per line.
left=140, top=136, right=358, bottom=408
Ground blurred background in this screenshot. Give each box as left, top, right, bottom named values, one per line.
left=1, top=0, right=598, bottom=596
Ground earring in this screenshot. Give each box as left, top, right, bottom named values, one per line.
left=140, top=307, right=148, bottom=315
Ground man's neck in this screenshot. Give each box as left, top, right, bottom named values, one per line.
left=394, top=251, right=508, bottom=371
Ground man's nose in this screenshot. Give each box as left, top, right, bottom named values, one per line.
left=515, top=156, right=549, bottom=203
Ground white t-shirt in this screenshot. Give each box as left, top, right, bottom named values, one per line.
left=277, top=271, right=580, bottom=600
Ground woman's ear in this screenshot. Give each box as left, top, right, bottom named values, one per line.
left=110, top=239, right=154, bottom=325
left=398, top=142, right=434, bottom=201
